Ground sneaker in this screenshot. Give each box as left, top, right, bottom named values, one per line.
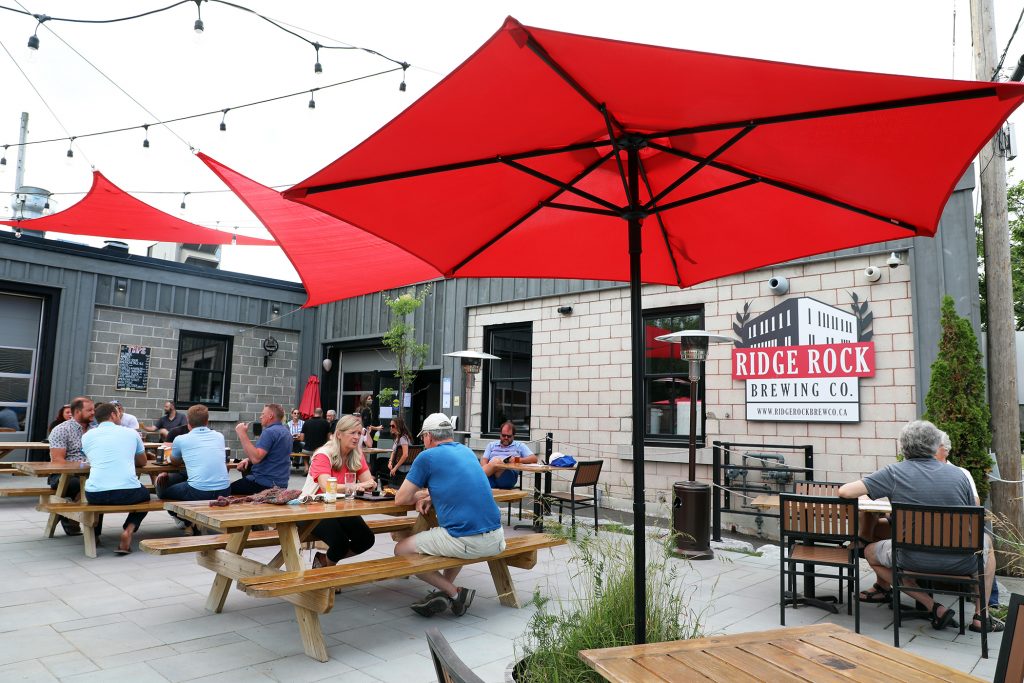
left=410, top=591, right=451, bottom=617
left=60, top=517, right=82, bottom=537
left=450, top=587, right=476, bottom=617
left=173, top=517, right=187, bottom=530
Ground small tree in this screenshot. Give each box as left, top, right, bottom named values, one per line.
left=381, top=285, right=431, bottom=421
left=923, top=296, right=993, bottom=502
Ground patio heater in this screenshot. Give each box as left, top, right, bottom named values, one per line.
left=654, top=330, right=736, bottom=560
left=443, top=350, right=500, bottom=442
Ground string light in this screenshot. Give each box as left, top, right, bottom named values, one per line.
left=193, top=0, right=204, bottom=34
left=399, top=62, right=409, bottom=92
left=219, top=109, right=228, bottom=131
left=313, top=42, right=322, bottom=75
left=180, top=192, right=189, bottom=210
left=142, top=124, right=150, bottom=148
left=65, top=137, right=75, bottom=159
left=0, top=145, right=7, bottom=171
left=27, top=15, right=47, bottom=50
left=308, top=90, right=316, bottom=109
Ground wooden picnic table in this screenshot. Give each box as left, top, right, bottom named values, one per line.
left=0, top=441, right=52, bottom=459
left=494, top=462, right=575, bottom=532
left=750, top=493, right=892, bottom=514
left=167, top=488, right=529, bottom=662
left=579, top=623, right=985, bottom=682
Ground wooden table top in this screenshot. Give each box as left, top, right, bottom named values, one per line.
left=363, top=448, right=391, bottom=455
left=167, top=488, right=530, bottom=531
left=750, top=494, right=891, bottom=514
left=0, top=442, right=52, bottom=450
left=579, top=623, right=984, bottom=682
left=13, top=461, right=187, bottom=476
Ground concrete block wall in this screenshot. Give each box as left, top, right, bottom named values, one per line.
left=467, top=254, right=916, bottom=508
left=84, top=307, right=300, bottom=450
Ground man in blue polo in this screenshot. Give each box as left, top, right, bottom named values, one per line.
left=232, top=403, right=291, bottom=495
left=395, top=413, right=505, bottom=618
left=480, top=421, right=536, bottom=488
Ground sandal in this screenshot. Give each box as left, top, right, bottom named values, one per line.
left=311, top=552, right=332, bottom=569
left=969, top=614, right=1005, bottom=633
left=858, top=582, right=892, bottom=603
left=931, top=603, right=957, bottom=630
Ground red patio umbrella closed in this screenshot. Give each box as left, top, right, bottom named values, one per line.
left=281, top=17, right=1024, bottom=642
left=297, top=375, right=321, bottom=420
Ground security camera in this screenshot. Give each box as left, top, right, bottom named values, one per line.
left=886, top=252, right=902, bottom=269
left=557, top=305, right=573, bottom=315
left=767, top=276, right=789, bottom=295
left=864, top=266, right=881, bottom=283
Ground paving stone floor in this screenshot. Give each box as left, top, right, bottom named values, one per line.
left=0, top=474, right=1007, bottom=682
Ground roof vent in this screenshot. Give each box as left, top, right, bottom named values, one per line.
left=103, top=240, right=130, bottom=252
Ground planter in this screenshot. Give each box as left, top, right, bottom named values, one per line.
left=505, top=655, right=531, bottom=683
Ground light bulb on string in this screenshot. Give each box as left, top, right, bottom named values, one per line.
left=219, top=109, right=228, bottom=132
left=313, top=43, right=322, bottom=76
left=65, top=138, right=75, bottom=165
left=142, top=124, right=150, bottom=148
left=231, top=227, right=237, bottom=246
left=308, top=90, right=316, bottom=110
left=0, top=146, right=7, bottom=174
left=180, top=192, right=189, bottom=212
left=399, top=62, right=409, bottom=92
left=27, top=16, right=47, bottom=54
left=193, top=0, right=204, bottom=33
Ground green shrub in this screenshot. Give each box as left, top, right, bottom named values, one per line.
left=514, top=531, right=704, bottom=682
left=923, top=296, right=993, bottom=502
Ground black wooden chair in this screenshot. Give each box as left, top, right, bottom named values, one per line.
left=546, top=460, right=603, bottom=532
left=779, top=493, right=860, bottom=633
left=426, top=628, right=484, bottom=683
left=890, top=502, right=988, bottom=658
left=994, top=592, right=1024, bottom=683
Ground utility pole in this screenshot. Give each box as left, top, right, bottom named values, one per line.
left=971, top=0, right=1024, bottom=568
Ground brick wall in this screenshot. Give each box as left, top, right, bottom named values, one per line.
left=84, top=307, right=300, bottom=450
left=467, top=254, right=915, bottom=513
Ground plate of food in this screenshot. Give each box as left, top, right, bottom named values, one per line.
left=356, top=486, right=398, bottom=501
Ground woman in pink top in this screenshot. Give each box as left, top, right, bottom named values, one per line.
left=309, top=414, right=377, bottom=568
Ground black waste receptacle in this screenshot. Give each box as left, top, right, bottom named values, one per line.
left=672, top=481, right=713, bottom=560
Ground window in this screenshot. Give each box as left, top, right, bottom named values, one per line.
left=175, top=331, right=233, bottom=410
left=644, top=306, right=705, bottom=445
left=484, top=323, right=532, bottom=434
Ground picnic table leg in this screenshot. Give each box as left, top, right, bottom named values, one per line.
left=205, top=528, right=251, bottom=613
left=44, top=473, right=71, bottom=538
left=277, top=522, right=329, bottom=662
left=267, top=521, right=318, bottom=569
left=81, top=511, right=98, bottom=558
left=487, top=559, right=520, bottom=608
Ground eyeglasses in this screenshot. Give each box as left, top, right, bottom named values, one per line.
left=500, top=433, right=513, bottom=439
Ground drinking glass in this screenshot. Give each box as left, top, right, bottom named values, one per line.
left=343, top=472, right=357, bottom=499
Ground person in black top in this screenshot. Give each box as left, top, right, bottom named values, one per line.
left=326, top=409, right=337, bottom=434
left=142, top=401, right=187, bottom=440
left=302, top=408, right=332, bottom=453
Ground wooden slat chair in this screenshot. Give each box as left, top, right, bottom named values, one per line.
left=890, top=502, right=988, bottom=657
left=779, top=493, right=860, bottom=633
left=426, top=628, right=485, bottom=683
left=547, top=460, right=603, bottom=533
left=994, top=592, right=1024, bottom=683
left=794, top=480, right=842, bottom=496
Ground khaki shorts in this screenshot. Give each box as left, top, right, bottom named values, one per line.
left=873, top=534, right=991, bottom=569
left=414, top=526, right=506, bottom=559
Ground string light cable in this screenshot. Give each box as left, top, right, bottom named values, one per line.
left=992, top=2, right=1024, bottom=80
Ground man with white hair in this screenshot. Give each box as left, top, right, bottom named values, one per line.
left=395, top=413, right=505, bottom=618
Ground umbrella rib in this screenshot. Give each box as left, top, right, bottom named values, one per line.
left=653, top=179, right=759, bottom=212
left=543, top=202, right=620, bottom=216
left=604, top=105, right=631, bottom=200
left=650, top=86, right=999, bottom=139
left=643, top=125, right=756, bottom=211
left=501, top=158, right=621, bottom=212
left=294, top=140, right=611, bottom=195
left=648, top=141, right=920, bottom=231
left=448, top=150, right=617, bottom=275
left=637, top=162, right=688, bottom=287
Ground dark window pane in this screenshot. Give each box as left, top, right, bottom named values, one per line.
left=484, top=324, right=532, bottom=433
left=643, top=307, right=704, bottom=443
left=0, top=348, right=33, bottom=374
left=175, top=332, right=232, bottom=410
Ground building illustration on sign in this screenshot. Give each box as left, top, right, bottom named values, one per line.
left=732, top=296, right=875, bottom=423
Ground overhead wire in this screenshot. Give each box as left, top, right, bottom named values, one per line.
left=992, top=1, right=1024, bottom=79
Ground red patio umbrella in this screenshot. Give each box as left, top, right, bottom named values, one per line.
left=297, top=375, right=321, bottom=420
left=281, top=17, right=1024, bottom=642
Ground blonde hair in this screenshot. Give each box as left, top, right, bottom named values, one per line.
left=320, top=414, right=364, bottom=472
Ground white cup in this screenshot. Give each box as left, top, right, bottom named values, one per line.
left=343, top=472, right=357, bottom=499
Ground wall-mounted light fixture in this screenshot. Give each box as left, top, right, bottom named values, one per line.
left=115, top=278, right=128, bottom=293
left=557, top=305, right=573, bottom=315
left=262, top=336, right=279, bottom=367
left=322, top=358, right=333, bottom=372
left=271, top=305, right=281, bottom=316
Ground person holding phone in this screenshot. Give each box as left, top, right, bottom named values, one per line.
left=479, top=421, right=536, bottom=489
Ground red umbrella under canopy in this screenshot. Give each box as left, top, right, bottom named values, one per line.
left=280, top=17, right=1024, bottom=642
left=1, top=171, right=275, bottom=246
left=297, top=374, right=321, bottom=420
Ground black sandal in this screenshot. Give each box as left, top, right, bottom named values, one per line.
left=969, top=614, right=1005, bottom=633
left=931, top=603, right=957, bottom=630
left=858, top=582, right=892, bottom=603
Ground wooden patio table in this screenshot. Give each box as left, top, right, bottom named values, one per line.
left=167, top=488, right=529, bottom=662
left=493, top=462, right=575, bottom=532
left=0, top=441, right=52, bottom=460
left=750, top=493, right=891, bottom=514
left=579, top=623, right=985, bottom=682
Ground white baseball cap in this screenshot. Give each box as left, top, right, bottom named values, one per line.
left=418, top=413, right=453, bottom=437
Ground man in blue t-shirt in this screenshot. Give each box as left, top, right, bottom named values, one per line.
left=395, top=413, right=506, bottom=618
left=232, top=403, right=292, bottom=495
left=480, top=420, right=536, bottom=488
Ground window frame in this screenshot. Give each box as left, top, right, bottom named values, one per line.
left=643, top=305, right=707, bottom=448
left=173, top=330, right=234, bottom=411
left=482, top=322, right=532, bottom=438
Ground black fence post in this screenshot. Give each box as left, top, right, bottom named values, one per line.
left=804, top=443, right=814, bottom=481
left=545, top=432, right=553, bottom=464
left=712, top=441, right=722, bottom=542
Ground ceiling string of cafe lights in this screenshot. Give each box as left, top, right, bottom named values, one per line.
left=0, top=0, right=411, bottom=166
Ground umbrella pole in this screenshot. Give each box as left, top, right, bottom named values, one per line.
left=626, top=144, right=647, bottom=645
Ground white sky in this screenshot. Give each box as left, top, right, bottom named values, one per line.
left=1, top=0, right=1022, bottom=284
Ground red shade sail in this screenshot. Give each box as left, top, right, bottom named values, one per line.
left=1, top=171, right=275, bottom=246
left=298, top=374, right=321, bottom=420
left=197, top=153, right=441, bottom=306
left=278, top=16, right=1024, bottom=642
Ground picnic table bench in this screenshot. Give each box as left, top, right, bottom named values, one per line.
left=164, top=489, right=555, bottom=662
left=37, top=498, right=168, bottom=557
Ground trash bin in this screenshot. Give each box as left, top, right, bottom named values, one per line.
left=672, top=480, right=713, bottom=560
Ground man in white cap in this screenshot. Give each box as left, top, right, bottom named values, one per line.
left=394, top=413, right=506, bottom=618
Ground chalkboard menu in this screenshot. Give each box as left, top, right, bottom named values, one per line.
left=116, top=344, right=151, bottom=391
